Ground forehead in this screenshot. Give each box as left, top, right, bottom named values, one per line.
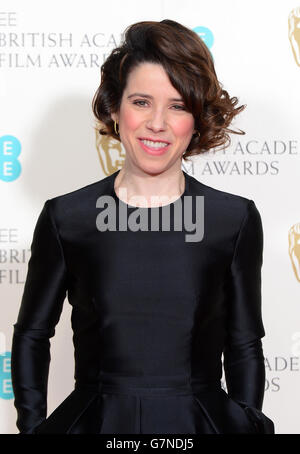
left=124, top=62, right=180, bottom=96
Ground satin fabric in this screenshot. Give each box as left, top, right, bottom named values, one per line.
left=11, top=169, right=275, bottom=434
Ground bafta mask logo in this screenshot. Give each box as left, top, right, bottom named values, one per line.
left=95, top=130, right=125, bottom=176
left=289, top=7, right=300, bottom=66
left=288, top=223, right=300, bottom=282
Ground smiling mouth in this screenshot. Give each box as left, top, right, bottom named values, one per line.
left=138, top=138, right=170, bottom=149
left=138, top=138, right=171, bottom=155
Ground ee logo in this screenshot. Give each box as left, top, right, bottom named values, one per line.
left=193, top=26, right=214, bottom=53
left=0, top=352, right=14, bottom=400
left=0, top=135, right=22, bottom=182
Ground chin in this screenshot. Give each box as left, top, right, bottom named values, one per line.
left=136, top=162, right=168, bottom=176
left=134, top=154, right=181, bottom=176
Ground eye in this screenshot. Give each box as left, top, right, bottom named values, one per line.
left=132, top=100, right=148, bottom=106
left=172, top=105, right=186, bottom=110
left=132, top=100, right=186, bottom=110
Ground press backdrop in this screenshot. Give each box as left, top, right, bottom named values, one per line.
left=0, top=0, right=299, bottom=434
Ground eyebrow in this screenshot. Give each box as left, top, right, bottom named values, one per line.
left=127, top=92, right=184, bottom=102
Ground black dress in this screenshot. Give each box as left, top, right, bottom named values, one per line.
left=11, top=169, right=275, bottom=434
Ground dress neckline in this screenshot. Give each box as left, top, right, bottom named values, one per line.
left=111, top=169, right=190, bottom=210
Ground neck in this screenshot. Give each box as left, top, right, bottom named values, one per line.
left=114, top=164, right=185, bottom=208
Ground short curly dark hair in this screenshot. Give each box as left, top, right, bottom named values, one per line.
left=92, top=19, right=245, bottom=161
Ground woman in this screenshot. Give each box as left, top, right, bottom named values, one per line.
left=11, top=19, right=275, bottom=434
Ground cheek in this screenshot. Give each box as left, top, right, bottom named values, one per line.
left=120, top=107, right=140, bottom=132
left=173, top=117, right=194, bottom=138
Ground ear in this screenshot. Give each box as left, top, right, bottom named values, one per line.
left=111, top=112, right=118, bottom=123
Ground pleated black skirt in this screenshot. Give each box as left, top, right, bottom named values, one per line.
left=26, top=376, right=274, bottom=434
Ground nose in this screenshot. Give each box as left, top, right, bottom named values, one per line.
left=146, top=108, right=167, bottom=132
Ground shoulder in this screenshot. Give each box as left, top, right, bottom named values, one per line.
left=44, top=172, right=115, bottom=224
left=185, top=171, right=261, bottom=229
left=186, top=171, right=250, bottom=204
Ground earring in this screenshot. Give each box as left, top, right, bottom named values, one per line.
left=114, top=120, right=119, bottom=135
left=194, top=130, right=200, bottom=137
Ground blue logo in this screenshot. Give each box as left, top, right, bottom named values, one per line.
left=193, top=26, right=214, bottom=50
left=0, top=351, right=14, bottom=400
left=0, top=135, right=22, bottom=182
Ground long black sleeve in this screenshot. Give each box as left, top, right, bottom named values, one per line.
left=11, top=199, right=68, bottom=433
left=223, top=199, right=265, bottom=411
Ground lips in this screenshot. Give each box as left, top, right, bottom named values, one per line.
left=138, top=137, right=171, bottom=144
left=138, top=138, right=170, bottom=156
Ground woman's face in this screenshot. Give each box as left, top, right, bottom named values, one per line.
left=111, top=62, right=196, bottom=174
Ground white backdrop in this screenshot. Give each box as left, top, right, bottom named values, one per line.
left=1, top=0, right=299, bottom=434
